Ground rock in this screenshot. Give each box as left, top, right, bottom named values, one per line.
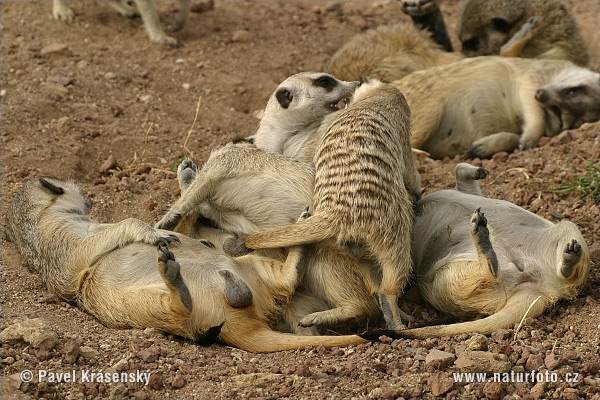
left=231, top=373, right=283, bottom=388
left=79, top=346, right=99, bottom=359
left=491, top=329, right=512, bottom=341
left=108, top=384, right=128, bottom=399
left=132, top=390, right=150, bottom=400
left=110, top=359, right=129, bottom=372
left=429, top=372, right=453, bottom=396
left=40, top=43, right=68, bottom=55
left=278, top=386, right=292, bottom=397
left=49, top=74, right=73, bottom=86
left=525, top=353, right=544, bottom=372
left=98, top=155, right=117, bottom=174
left=425, top=349, right=456, bottom=368
left=0, top=318, right=59, bottom=350
left=55, top=116, right=72, bottom=133
left=182, top=83, right=191, bottom=90
left=104, top=72, right=117, bottom=80
left=148, top=374, right=163, bottom=390
left=62, top=340, right=80, bottom=364
left=368, top=387, right=383, bottom=399
left=232, top=30, right=251, bottom=42
left=466, top=333, right=489, bottom=351
left=35, top=348, right=52, bottom=361
left=191, top=0, right=214, bottom=13
left=138, top=347, right=159, bottom=363
left=171, top=374, right=185, bottom=389
left=483, top=382, right=505, bottom=400
left=544, top=353, right=561, bottom=370
left=0, top=89, right=6, bottom=97
left=139, top=94, right=153, bottom=103
left=110, top=105, right=123, bottom=117
left=454, top=351, right=512, bottom=373
left=530, top=382, right=547, bottom=399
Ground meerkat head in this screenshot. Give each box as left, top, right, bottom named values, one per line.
left=253, top=72, right=359, bottom=157
left=536, top=67, right=600, bottom=134
left=458, top=0, right=525, bottom=57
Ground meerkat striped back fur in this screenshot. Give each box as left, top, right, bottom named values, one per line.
left=245, top=79, right=422, bottom=329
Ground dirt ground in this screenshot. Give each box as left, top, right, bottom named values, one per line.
left=1, top=1, right=599, bottom=399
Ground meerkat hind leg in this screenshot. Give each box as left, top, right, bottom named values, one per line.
left=561, top=239, right=582, bottom=279
left=469, top=209, right=499, bottom=278
left=157, top=239, right=193, bottom=313
left=298, top=306, right=369, bottom=328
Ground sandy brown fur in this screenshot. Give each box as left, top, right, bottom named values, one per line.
left=388, top=163, right=590, bottom=338
left=326, top=23, right=460, bottom=83
left=5, top=177, right=369, bottom=352
left=245, top=80, right=421, bottom=329
left=52, top=0, right=191, bottom=47
left=458, top=0, right=590, bottom=66
left=391, top=56, right=600, bottom=159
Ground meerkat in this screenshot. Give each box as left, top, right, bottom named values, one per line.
left=5, top=176, right=375, bottom=352
left=390, top=56, right=600, bottom=159
left=52, top=0, right=191, bottom=47
left=363, top=163, right=591, bottom=338
left=243, top=79, right=422, bottom=330
left=158, top=145, right=383, bottom=332
left=399, top=0, right=453, bottom=52
left=458, top=0, right=590, bottom=66
left=326, top=23, right=461, bottom=83
left=250, top=72, right=359, bottom=163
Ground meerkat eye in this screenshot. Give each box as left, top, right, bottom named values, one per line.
left=462, top=37, right=479, bottom=52
left=492, top=17, right=512, bottom=33
left=313, top=76, right=337, bottom=91
left=562, top=86, right=584, bottom=97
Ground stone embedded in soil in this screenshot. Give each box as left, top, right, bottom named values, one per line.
left=148, top=373, right=163, bottom=390
left=49, top=74, right=73, bottom=86
left=138, top=347, right=159, bottom=363
left=530, top=382, right=547, bottom=400
left=79, top=346, right=99, bottom=359
left=525, top=353, right=545, bottom=372
left=109, top=358, right=129, bottom=372
left=231, top=373, right=284, bottom=388
left=545, top=353, right=562, bottom=370
left=40, top=43, right=68, bottom=55
left=425, top=349, right=456, bottom=368
left=62, top=340, right=80, bottom=364
left=466, top=333, right=489, bottom=351
left=98, top=155, right=117, bottom=174
left=0, top=318, right=59, bottom=350
left=483, top=382, right=505, bottom=400
left=455, top=351, right=512, bottom=373
left=171, top=373, right=186, bottom=389
left=429, top=372, right=454, bottom=396
left=491, top=329, right=512, bottom=341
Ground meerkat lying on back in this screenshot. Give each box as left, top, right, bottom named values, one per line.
left=5, top=176, right=372, bottom=352
left=244, top=79, right=422, bottom=330
left=365, top=163, right=591, bottom=338
left=458, top=0, right=590, bottom=66
left=391, top=56, right=600, bottom=159
left=52, top=0, right=191, bottom=47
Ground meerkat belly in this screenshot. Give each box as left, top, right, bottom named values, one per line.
left=422, top=78, right=523, bottom=158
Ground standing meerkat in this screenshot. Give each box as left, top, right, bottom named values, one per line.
left=365, top=163, right=590, bottom=338
left=5, top=176, right=373, bottom=352
left=244, top=79, right=422, bottom=330
left=391, top=56, right=600, bottom=159
left=458, top=0, right=590, bottom=66
left=326, top=23, right=461, bottom=83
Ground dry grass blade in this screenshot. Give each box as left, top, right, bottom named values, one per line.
left=513, top=295, right=542, bottom=341
left=183, top=95, right=203, bottom=158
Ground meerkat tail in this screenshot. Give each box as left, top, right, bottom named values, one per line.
left=362, top=292, right=549, bottom=339
left=219, top=317, right=367, bottom=352
left=245, top=214, right=334, bottom=250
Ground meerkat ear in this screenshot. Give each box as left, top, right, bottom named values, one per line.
left=39, top=177, right=65, bottom=195
left=275, top=88, right=293, bottom=109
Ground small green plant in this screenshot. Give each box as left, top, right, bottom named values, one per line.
left=171, top=153, right=187, bottom=171
left=554, top=157, right=600, bottom=202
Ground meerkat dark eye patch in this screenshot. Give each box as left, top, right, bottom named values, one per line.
left=275, top=88, right=293, bottom=109
left=492, top=17, right=512, bottom=33
left=462, top=37, right=479, bottom=52
left=39, top=177, right=65, bottom=195
left=562, top=86, right=585, bottom=97
left=313, top=75, right=337, bottom=91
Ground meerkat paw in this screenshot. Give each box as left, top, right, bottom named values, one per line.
left=177, top=158, right=197, bottom=190
left=518, top=135, right=540, bottom=151
left=157, top=239, right=192, bottom=312
left=469, top=209, right=499, bottom=278
left=399, top=0, right=439, bottom=17
left=222, top=236, right=253, bottom=257
left=52, top=2, right=75, bottom=21
left=155, top=214, right=183, bottom=231
left=108, top=0, right=140, bottom=18
left=152, top=34, right=183, bottom=48
left=560, top=239, right=582, bottom=278
left=378, top=293, right=411, bottom=330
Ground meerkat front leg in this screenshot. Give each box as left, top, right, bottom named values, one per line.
left=560, top=239, right=582, bottom=279
left=133, top=0, right=181, bottom=47
left=466, top=132, right=521, bottom=159
left=73, top=219, right=180, bottom=267
left=107, top=0, right=139, bottom=18
left=469, top=209, right=499, bottom=278
left=454, top=163, right=489, bottom=196
left=399, top=0, right=453, bottom=52
left=52, top=0, right=75, bottom=21
left=172, top=0, right=191, bottom=32
left=500, top=16, right=542, bottom=58
left=157, top=238, right=193, bottom=312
